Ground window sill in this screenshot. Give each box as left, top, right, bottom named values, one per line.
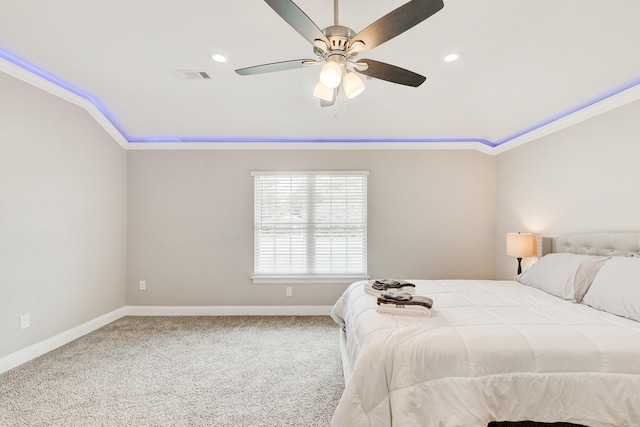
left=251, top=275, right=369, bottom=285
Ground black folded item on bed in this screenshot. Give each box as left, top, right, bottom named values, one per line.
left=377, top=292, right=433, bottom=308
left=372, top=279, right=416, bottom=291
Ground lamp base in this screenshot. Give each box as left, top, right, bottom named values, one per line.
left=517, top=257, right=523, bottom=275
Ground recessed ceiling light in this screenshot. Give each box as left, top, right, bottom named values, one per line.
left=444, top=53, right=460, bottom=63
left=211, top=54, right=227, bottom=63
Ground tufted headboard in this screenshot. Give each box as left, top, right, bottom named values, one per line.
left=538, top=232, right=640, bottom=258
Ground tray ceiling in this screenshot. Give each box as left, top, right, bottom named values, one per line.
left=1, top=0, right=639, bottom=151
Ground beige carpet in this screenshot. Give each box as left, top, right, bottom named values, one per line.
left=0, top=316, right=344, bottom=426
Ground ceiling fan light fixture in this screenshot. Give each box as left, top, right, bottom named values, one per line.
left=344, top=70, right=365, bottom=99
left=236, top=0, right=442, bottom=106
left=319, top=60, right=342, bottom=89
left=313, top=80, right=335, bottom=102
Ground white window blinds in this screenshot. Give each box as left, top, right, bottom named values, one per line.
left=252, top=171, right=368, bottom=278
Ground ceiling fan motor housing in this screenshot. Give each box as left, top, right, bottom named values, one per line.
left=323, top=25, right=356, bottom=52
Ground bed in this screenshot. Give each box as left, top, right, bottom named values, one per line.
left=330, top=232, right=640, bottom=427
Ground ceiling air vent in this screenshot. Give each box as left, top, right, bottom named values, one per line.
left=171, top=70, right=211, bottom=80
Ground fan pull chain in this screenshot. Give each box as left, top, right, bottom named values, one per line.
left=340, top=65, right=348, bottom=111
left=342, top=87, right=348, bottom=109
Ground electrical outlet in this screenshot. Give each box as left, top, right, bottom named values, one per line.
left=19, top=314, right=30, bottom=330
left=139, top=280, right=146, bottom=291
left=286, top=287, right=292, bottom=297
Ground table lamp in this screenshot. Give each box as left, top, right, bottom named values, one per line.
left=506, top=232, right=536, bottom=275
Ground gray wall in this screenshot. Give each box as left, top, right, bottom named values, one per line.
left=127, top=149, right=496, bottom=306
left=0, top=73, right=127, bottom=358
left=8, top=57, right=638, bottom=359
left=495, top=99, right=640, bottom=278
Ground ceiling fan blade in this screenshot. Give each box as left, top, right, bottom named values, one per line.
left=235, top=59, right=317, bottom=76
left=354, top=59, right=426, bottom=87
left=350, top=0, right=444, bottom=53
left=264, top=0, right=329, bottom=45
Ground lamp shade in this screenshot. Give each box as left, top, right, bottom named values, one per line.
left=506, top=232, right=536, bottom=258
left=313, top=80, right=335, bottom=102
left=344, top=70, right=365, bottom=99
left=319, top=61, right=342, bottom=88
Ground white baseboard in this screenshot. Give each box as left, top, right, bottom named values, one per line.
left=0, top=307, right=126, bottom=374
left=0, top=305, right=333, bottom=373
left=125, top=305, right=333, bottom=316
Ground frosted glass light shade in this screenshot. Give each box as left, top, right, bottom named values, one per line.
left=319, top=61, right=342, bottom=88
left=344, top=70, right=365, bottom=99
left=313, top=80, right=334, bottom=102
left=506, top=232, right=536, bottom=258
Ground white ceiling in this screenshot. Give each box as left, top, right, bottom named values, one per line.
left=1, top=0, right=639, bottom=150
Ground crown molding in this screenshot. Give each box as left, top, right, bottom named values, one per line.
left=493, top=80, right=640, bottom=154
left=2, top=55, right=639, bottom=155
left=124, top=140, right=496, bottom=153
left=0, top=55, right=129, bottom=148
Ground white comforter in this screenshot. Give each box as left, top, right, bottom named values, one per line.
left=330, top=280, right=640, bottom=427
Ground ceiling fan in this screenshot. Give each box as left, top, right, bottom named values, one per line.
left=235, top=0, right=445, bottom=107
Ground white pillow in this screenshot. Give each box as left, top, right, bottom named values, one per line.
left=582, top=256, right=640, bottom=322
left=515, top=253, right=609, bottom=302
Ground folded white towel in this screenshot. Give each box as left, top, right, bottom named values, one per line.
left=376, top=292, right=433, bottom=318
left=376, top=304, right=432, bottom=318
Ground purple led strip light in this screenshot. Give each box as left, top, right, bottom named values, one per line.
left=2, top=47, right=639, bottom=147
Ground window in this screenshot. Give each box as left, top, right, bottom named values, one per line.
left=252, top=171, right=368, bottom=283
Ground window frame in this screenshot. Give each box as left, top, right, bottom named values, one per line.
left=251, top=170, right=369, bottom=284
